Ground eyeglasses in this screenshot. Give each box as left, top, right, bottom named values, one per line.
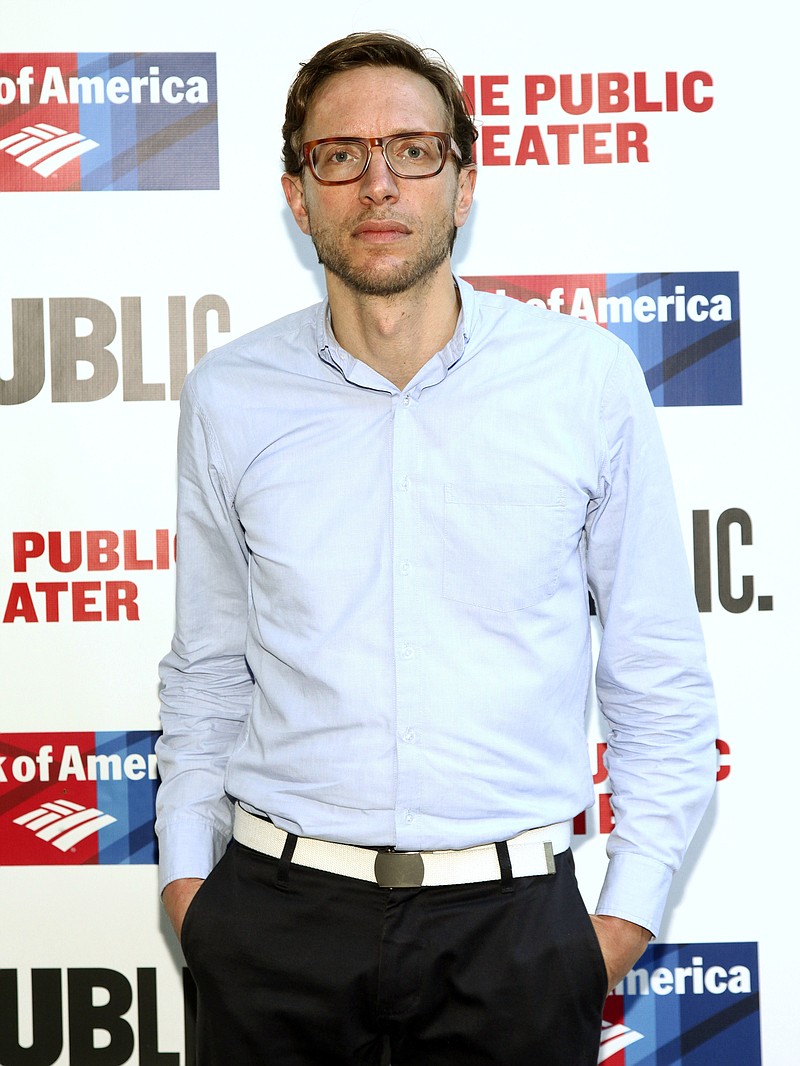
left=301, top=132, right=463, bottom=185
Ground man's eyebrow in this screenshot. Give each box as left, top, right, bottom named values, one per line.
left=315, top=129, right=440, bottom=139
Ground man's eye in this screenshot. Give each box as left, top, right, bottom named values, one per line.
left=321, top=144, right=360, bottom=166
left=391, top=138, right=440, bottom=166
left=401, top=142, right=428, bottom=159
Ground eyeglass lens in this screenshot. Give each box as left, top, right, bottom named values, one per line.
left=310, top=135, right=445, bottom=182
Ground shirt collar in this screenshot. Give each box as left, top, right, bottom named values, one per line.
left=315, top=276, right=475, bottom=394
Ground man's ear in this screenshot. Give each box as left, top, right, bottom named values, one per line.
left=282, top=173, right=311, bottom=235
left=454, top=165, right=477, bottom=230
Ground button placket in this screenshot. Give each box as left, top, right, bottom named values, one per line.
left=391, top=390, right=421, bottom=832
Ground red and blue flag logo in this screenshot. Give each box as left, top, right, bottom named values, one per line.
left=466, top=272, right=741, bottom=407
left=0, top=53, right=218, bottom=191
left=600, top=942, right=761, bottom=1063
left=0, top=731, right=159, bottom=864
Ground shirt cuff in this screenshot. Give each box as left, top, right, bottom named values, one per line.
left=595, top=850, right=674, bottom=937
left=157, top=817, right=232, bottom=896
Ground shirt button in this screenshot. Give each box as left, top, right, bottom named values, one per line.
left=402, top=394, right=411, bottom=407
left=397, top=476, right=410, bottom=492
left=400, top=561, right=411, bottom=576
left=400, top=643, right=415, bottom=659
left=401, top=727, right=417, bottom=743
left=404, top=810, right=415, bottom=824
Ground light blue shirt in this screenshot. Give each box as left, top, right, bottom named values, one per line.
left=156, top=277, right=717, bottom=935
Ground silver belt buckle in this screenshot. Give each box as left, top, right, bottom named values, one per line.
left=374, top=850, right=425, bottom=888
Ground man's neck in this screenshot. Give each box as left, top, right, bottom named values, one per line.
left=325, top=264, right=461, bottom=390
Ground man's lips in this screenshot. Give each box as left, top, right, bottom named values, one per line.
left=352, top=220, right=410, bottom=242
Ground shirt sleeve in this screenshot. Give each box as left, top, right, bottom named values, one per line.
left=585, top=340, right=718, bottom=936
left=154, top=372, right=253, bottom=894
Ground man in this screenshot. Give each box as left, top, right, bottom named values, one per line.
left=156, top=31, right=717, bottom=1065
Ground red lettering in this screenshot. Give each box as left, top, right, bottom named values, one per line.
left=86, top=530, right=120, bottom=571
left=514, top=125, right=549, bottom=165
left=633, top=71, right=662, bottom=111
left=36, top=581, right=69, bottom=622
left=155, top=529, right=172, bottom=570
left=616, top=123, right=649, bottom=162
left=481, top=127, right=511, bottom=165
left=560, top=73, right=593, bottom=116
left=106, top=581, right=139, bottom=621
left=524, top=75, right=556, bottom=115
left=48, top=530, right=82, bottom=573
left=13, top=532, right=44, bottom=572
left=573, top=792, right=616, bottom=836
left=592, top=743, right=608, bottom=785
left=665, top=71, right=679, bottom=111
left=547, top=125, right=579, bottom=165
left=716, top=738, right=730, bottom=781
left=511, top=123, right=649, bottom=167
left=72, top=581, right=103, bottom=621
left=2, top=579, right=140, bottom=621
left=480, top=75, right=509, bottom=115
left=3, top=582, right=38, bottom=622
left=522, top=71, right=712, bottom=119
left=598, top=793, right=616, bottom=834
left=583, top=123, right=613, bottom=164
left=684, top=71, right=713, bottom=112
left=597, top=73, right=629, bottom=113
left=123, top=530, right=153, bottom=570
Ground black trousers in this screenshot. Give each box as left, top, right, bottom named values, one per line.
left=181, top=840, right=607, bottom=1065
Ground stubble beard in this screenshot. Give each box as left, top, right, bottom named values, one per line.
left=307, top=210, right=458, bottom=298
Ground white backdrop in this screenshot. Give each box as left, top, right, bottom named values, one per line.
left=2, top=2, right=797, bottom=1062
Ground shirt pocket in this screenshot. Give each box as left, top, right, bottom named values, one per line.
left=442, top=483, right=566, bottom=612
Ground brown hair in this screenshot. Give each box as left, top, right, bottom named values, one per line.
left=282, top=31, right=477, bottom=176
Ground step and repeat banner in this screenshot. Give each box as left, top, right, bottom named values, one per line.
left=1, top=2, right=796, bottom=1063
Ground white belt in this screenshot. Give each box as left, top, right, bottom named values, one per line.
left=233, top=805, right=570, bottom=888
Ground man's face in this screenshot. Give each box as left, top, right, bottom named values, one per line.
left=282, top=66, right=476, bottom=298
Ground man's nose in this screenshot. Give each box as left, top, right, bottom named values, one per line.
left=358, top=145, right=400, bottom=201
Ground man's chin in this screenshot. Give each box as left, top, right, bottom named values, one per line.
left=321, top=254, right=447, bottom=299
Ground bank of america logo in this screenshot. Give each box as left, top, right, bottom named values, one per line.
left=598, top=1019, right=645, bottom=1061
left=1, top=52, right=219, bottom=192
left=1, top=730, right=159, bottom=865
left=601, top=942, right=761, bottom=1064
left=13, top=799, right=116, bottom=851
left=466, top=272, right=742, bottom=407
left=0, top=123, right=100, bottom=177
